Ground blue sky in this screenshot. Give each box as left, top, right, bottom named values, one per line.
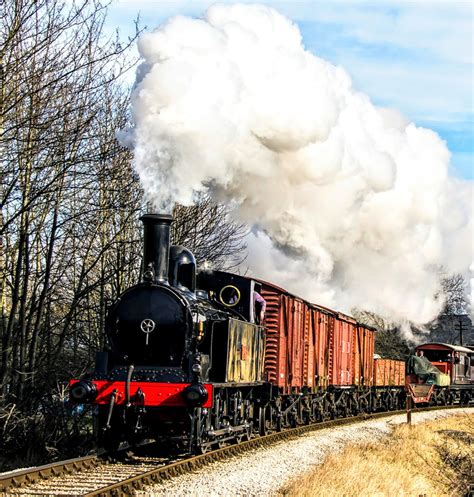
left=107, top=0, right=473, bottom=179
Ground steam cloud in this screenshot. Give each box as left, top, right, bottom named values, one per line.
left=120, top=4, right=472, bottom=326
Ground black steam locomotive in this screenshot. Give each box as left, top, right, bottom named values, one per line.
left=69, top=214, right=266, bottom=453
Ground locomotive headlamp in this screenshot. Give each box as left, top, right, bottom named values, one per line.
left=69, top=380, right=97, bottom=403
left=182, top=383, right=208, bottom=407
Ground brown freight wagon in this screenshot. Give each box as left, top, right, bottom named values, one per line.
left=374, top=358, right=405, bottom=386
left=329, top=314, right=355, bottom=386
left=260, top=282, right=310, bottom=393
left=260, top=281, right=375, bottom=392
left=353, top=324, right=375, bottom=387
left=310, top=306, right=331, bottom=389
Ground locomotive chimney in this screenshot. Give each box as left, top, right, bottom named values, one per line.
left=140, top=213, right=174, bottom=284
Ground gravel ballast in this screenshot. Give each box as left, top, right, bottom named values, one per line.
left=136, top=408, right=472, bottom=497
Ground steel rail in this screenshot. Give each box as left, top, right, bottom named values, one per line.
left=0, top=454, right=102, bottom=492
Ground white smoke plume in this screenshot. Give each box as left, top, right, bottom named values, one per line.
left=120, top=4, right=473, bottom=325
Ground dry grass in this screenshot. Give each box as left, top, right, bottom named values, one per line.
left=279, top=413, right=474, bottom=497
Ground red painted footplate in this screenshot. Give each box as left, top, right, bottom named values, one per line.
left=69, top=380, right=213, bottom=408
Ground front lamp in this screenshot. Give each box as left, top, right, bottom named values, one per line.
left=182, top=383, right=208, bottom=407
left=69, top=380, right=97, bottom=403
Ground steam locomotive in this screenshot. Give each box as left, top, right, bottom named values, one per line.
left=69, top=213, right=473, bottom=453
left=70, top=214, right=266, bottom=452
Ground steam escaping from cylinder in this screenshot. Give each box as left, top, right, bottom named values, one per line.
left=119, top=4, right=472, bottom=326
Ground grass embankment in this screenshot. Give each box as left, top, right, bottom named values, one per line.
left=280, top=413, right=473, bottom=497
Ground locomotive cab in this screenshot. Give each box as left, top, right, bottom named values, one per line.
left=197, top=270, right=264, bottom=324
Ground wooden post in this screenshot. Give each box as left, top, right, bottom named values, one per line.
left=406, top=394, right=412, bottom=425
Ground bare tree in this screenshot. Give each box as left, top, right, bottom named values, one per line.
left=351, top=309, right=410, bottom=359
left=0, top=0, right=248, bottom=469
left=351, top=309, right=391, bottom=332
left=440, top=273, right=467, bottom=316
left=172, top=195, right=248, bottom=270
left=0, top=0, right=143, bottom=467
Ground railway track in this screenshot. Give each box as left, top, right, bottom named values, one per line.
left=1, top=405, right=471, bottom=497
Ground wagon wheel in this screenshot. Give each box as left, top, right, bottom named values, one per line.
left=195, top=443, right=211, bottom=455
left=258, top=406, right=268, bottom=436
left=289, top=410, right=298, bottom=428
left=313, top=402, right=324, bottom=422
left=213, top=439, right=227, bottom=450
left=302, top=409, right=311, bottom=425
left=359, top=397, right=368, bottom=414
left=339, top=395, right=349, bottom=417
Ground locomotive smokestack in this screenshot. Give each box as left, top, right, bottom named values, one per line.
left=140, top=213, right=174, bottom=284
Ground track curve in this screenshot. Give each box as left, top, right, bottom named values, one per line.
left=1, top=405, right=471, bottom=497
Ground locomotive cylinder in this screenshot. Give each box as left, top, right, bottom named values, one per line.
left=140, top=213, right=174, bottom=284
